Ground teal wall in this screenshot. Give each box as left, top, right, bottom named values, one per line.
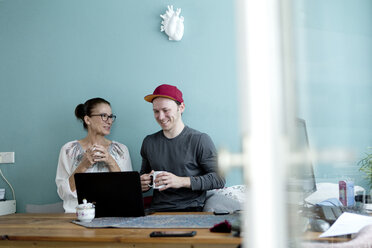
left=294, top=0, right=372, bottom=189
left=1, top=0, right=372, bottom=213
left=0, top=0, right=241, bottom=212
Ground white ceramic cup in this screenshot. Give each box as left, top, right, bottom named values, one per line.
left=148, top=171, right=166, bottom=189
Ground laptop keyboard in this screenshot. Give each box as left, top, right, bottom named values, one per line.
left=300, top=204, right=369, bottom=224
left=320, top=205, right=369, bottom=223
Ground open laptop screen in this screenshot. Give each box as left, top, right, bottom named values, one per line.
left=74, top=171, right=145, bottom=217
left=286, top=119, right=317, bottom=204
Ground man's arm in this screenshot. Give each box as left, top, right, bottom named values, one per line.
left=156, top=170, right=225, bottom=191
left=190, top=133, right=225, bottom=191
left=140, top=139, right=153, bottom=192
left=190, top=172, right=225, bottom=191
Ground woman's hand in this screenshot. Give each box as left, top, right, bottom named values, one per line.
left=90, top=144, right=108, bottom=163
left=90, top=144, right=120, bottom=171
left=69, top=144, right=119, bottom=192
left=68, top=146, right=96, bottom=192
left=78, top=146, right=96, bottom=170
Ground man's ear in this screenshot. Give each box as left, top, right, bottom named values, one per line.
left=179, top=102, right=185, bottom=113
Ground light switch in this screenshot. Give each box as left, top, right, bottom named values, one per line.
left=0, top=152, right=15, bottom=164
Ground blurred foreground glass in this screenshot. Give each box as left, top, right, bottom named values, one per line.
left=233, top=0, right=372, bottom=247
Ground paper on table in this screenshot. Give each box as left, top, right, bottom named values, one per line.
left=364, top=203, right=372, bottom=211
left=320, top=212, right=372, bottom=238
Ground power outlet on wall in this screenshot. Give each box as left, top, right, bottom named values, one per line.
left=0, top=152, right=15, bottom=164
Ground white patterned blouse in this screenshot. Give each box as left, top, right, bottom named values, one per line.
left=55, top=140, right=132, bottom=213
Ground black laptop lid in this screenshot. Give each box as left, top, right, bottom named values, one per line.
left=74, top=171, right=145, bottom=217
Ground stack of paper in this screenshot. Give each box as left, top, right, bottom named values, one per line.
left=320, top=212, right=372, bottom=237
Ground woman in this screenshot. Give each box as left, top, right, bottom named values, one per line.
left=56, top=97, right=132, bottom=213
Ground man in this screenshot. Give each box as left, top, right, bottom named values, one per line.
left=140, top=84, right=225, bottom=212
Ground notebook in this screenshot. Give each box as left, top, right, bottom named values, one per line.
left=74, top=171, right=145, bottom=218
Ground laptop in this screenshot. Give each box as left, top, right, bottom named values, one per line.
left=74, top=171, right=145, bottom=218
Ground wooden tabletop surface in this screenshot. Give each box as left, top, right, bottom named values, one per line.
left=0, top=212, right=353, bottom=247
left=0, top=213, right=242, bottom=246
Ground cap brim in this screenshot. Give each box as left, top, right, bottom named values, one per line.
left=144, top=94, right=178, bottom=103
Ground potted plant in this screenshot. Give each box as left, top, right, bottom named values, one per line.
left=358, top=148, right=372, bottom=190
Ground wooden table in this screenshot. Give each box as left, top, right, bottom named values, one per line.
left=0, top=213, right=241, bottom=248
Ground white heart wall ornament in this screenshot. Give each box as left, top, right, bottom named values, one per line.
left=160, top=5, right=184, bottom=41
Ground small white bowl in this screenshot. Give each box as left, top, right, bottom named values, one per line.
left=76, top=199, right=95, bottom=222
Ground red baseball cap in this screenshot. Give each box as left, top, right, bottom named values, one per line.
left=144, top=84, right=184, bottom=103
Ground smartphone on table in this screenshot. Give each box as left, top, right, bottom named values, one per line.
left=149, top=231, right=197, bottom=237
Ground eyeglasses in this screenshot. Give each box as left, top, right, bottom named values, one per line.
left=90, top=113, right=117, bottom=122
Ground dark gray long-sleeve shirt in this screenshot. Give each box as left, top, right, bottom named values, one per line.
left=140, top=126, right=225, bottom=211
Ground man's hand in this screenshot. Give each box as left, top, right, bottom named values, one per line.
left=155, top=171, right=191, bottom=191
left=140, top=170, right=154, bottom=192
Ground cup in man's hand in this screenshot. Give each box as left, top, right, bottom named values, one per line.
left=148, top=171, right=166, bottom=189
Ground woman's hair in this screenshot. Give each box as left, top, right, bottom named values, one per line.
left=75, top=97, right=111, bottom=129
